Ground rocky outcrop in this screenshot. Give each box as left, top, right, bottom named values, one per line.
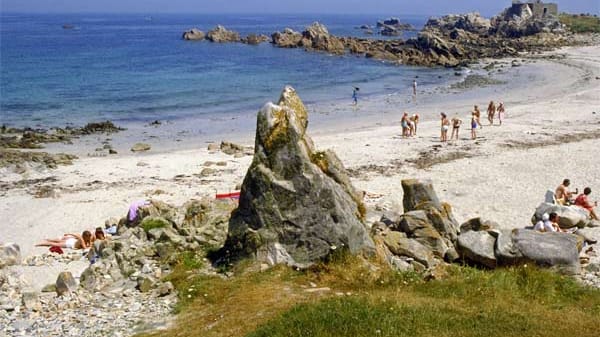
left=242, top=34, right=269, bottom=45
left=223, top=86, right=374, bottom=267
left=206, top=25, right=240, bottom=43
left=532, top=202, right=590, bottom=228
left=272, top=23, right=345, bottom=54
left=182, top=28, right=205, bottom=41
left=131, top=143, right=151, bottom=152
left=377, top=18, right=415, bottom=31
left=425, top=12, right=491, bottom=35
left=491, top=4, right=563, bottom=37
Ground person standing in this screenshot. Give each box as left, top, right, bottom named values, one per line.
left=440, top=113, right=449, bottom=142
left=470, top=114, right=478, bottom=140
left=451, top=114, right=462, bottom=141
left=352, top=87, right=359, bottom=105
left=487, top=101, right=496, bottom=125
left=497, top=102, right=505, bottom=125
left=473, top=105, right=482, bottom=128
left=412, top=79, right=417, bottom=97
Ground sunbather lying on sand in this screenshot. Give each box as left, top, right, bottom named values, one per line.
left=36, top=230, right=93, bottom=250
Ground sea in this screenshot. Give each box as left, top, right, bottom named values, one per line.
left=0, top=13, right=456, bottom=130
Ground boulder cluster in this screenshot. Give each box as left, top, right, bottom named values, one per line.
left=182, top=25, right=268, bottom=45
left=0, top=198, right=237, bottom=336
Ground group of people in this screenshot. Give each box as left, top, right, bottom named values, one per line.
left=36, top=227, right=110, bottom=251
left=535, top=179, right=599, bottom=233
left=400, top=112, right=420, bottom=137
left=555, top=179, right=598, bottom=220
left=437, top=101, right=506, bottom=142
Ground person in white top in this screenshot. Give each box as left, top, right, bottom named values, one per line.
left=534, top=212, right=565, bottom=233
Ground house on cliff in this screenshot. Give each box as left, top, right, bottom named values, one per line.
left=508, top=0, right=558, bottom=20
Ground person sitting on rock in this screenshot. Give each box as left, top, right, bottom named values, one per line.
left=555, top=179, right=577, bottom=205
left=574, top=187, right=599, bottom=220
left=547, top=212, right=565, bottom=232
left=534, top=213, right=554, bottom=232
left=36, top=231, right=93, bottom=250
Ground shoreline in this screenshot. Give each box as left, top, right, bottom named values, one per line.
left=1, top=44, right=600, bottom=260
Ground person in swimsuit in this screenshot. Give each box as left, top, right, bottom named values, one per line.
left=352, top=87, right=359, bottom=105
left=401, top=112, right=410, bottom=137
left=409, top=113, right=419, bottom=136
left=471, top=114, right=478, bottom=140
left=451, top=115, right=462, bottom=141
left=36, top=230, right=93, bottom=250
left=555, top=179, right=577, bottom=205
left=574, top=187, right=599, bottom=220
left=497, top=102, right=505, bottom=125
left=473, top=105, right=482, bottom=128
left=487, top=101, right=496, bottom=125
left=440, top=112, right=449, bottom=142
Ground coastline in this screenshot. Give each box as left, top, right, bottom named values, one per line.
left=2, top=44, right=600, bottom=261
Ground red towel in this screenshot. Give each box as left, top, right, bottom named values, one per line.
left=49, top=246, right=64, bottom=254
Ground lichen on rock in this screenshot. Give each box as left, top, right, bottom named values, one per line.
left=223, top=86, right=374, bottom=267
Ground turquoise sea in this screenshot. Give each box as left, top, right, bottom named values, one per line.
left=0, top=13, right=454, bottom=129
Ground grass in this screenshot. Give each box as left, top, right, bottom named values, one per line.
left=137, top=252, right=600, bottom=337
left=140, top=217, right=169, bottom=232
left=559, top=13, right=600, bottom=33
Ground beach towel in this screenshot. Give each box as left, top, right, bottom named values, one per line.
left=49, top=246, right=64, bottom=254
left=216, top=191, right=241, bottom=200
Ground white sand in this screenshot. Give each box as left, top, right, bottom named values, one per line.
left=2, top=45, right=600, bottom=260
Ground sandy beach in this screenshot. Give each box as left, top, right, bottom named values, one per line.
left=1, top=44, right=600, bottom=260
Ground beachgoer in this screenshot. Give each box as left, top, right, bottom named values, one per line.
left=497, top=102, right=505, bottom=125
left=473, top=105, right=482, bottom=128
left=401, top=112, right=410, bottom=137
left=412, top=79, right=417, bottom=99
left=534, top=213, right=555, bottom=232
left=574, top=187, right=599, bottom=220
left=409, top=113, right=419, bottom=136
left=555, top=179, right=577, bottom=205
left=470, top=114, right=477, bottom=140
left=352, top=87, right=359, bottom=105
left=95, top=227, right=107, bottom=240
left=487, top=101, right=496, bottom=125
left=36, top=231, right=93, bottom=250
left=548, top=212, right=566, bottom=232
left=451, top=115, right=462, bottom=140
left=440, top=113, right=449, bottom=142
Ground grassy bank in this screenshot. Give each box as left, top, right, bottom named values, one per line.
left=560, top=13, right=600, bottom=33
left=139, top=253, right=600, bottom=337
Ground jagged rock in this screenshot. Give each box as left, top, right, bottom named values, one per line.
left=224, top=86, right=374, bottom=267
left=401, top=179, right=441, bottom=212
left=207, top=25, right=240, bottom=43
left=0, top=149, right=77, bottom=170
left=425, top=13, right=491, bottom=35
left=242, top=34, right=269, bottom=45
left=303, top=22, right=345, bottom=54
left=131, top=143, right=151, bottom=152
left=79, top=267, right=97, bottom=291
left=397, top=210, right=449, bottom=258
left=182, top=28, right=205, bottom=40
left=456, top=230, right=497, bottom=268
left=0, top=243, right=21, bottom=268
left=207, top=143, right=220, bottom=151
left=55, top=272, right=77, bottom=296
left=532, top=202, right=589, bottom=228
left=491, top=3, right=562, bottom=37
left=382, top=231, right=436, bottom=267
left=157, top=281, right=174, bottom=297
left=21, top=290, right=40, bottom=311
left=272, top=28, right=303, bottom=48
left=137, top=275, right=156, bottom=293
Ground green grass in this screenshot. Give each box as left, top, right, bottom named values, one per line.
left=139, top=217, right=169, bottom=232
left=560, top=13, right=600, bottom=33
left=138, top=252, right=600, bottom=337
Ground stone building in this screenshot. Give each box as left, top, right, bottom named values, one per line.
left=509, top=1, right=558, bottom=19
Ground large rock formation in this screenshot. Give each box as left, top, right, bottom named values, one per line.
left=182, top=28, right=205, bottom=41
left=206, top=25, right=240, bottom=43
left=491, top=3, right=563, bottom=37
left=272, top=23, right=345, bottom=55
left=223, top=86, right=374, bottom=267
left=424, top=12, right=491, bottom=35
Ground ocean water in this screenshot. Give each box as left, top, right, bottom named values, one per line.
left=0, top=13, right=453, bottom=129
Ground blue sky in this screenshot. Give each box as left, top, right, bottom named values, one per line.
left=1, top=0, right=598, bottom=16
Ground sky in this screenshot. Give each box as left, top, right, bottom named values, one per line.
left=1, top=0, right=598, bottom=16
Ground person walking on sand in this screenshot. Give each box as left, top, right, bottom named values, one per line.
left=497, top=102, right=505, bottom=125
left=451, top=114, right=462, bottom=140
left=352, top=87, right=359, bottom=105
left=412, top=79, right=417, bottom=99
left=487, top=101, right=496, bottom=125
left=470, top=114, right=478, bottom=140
left=473, top=105, right=482, bottom=128
left=440, top=113, right=449, bottom=142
